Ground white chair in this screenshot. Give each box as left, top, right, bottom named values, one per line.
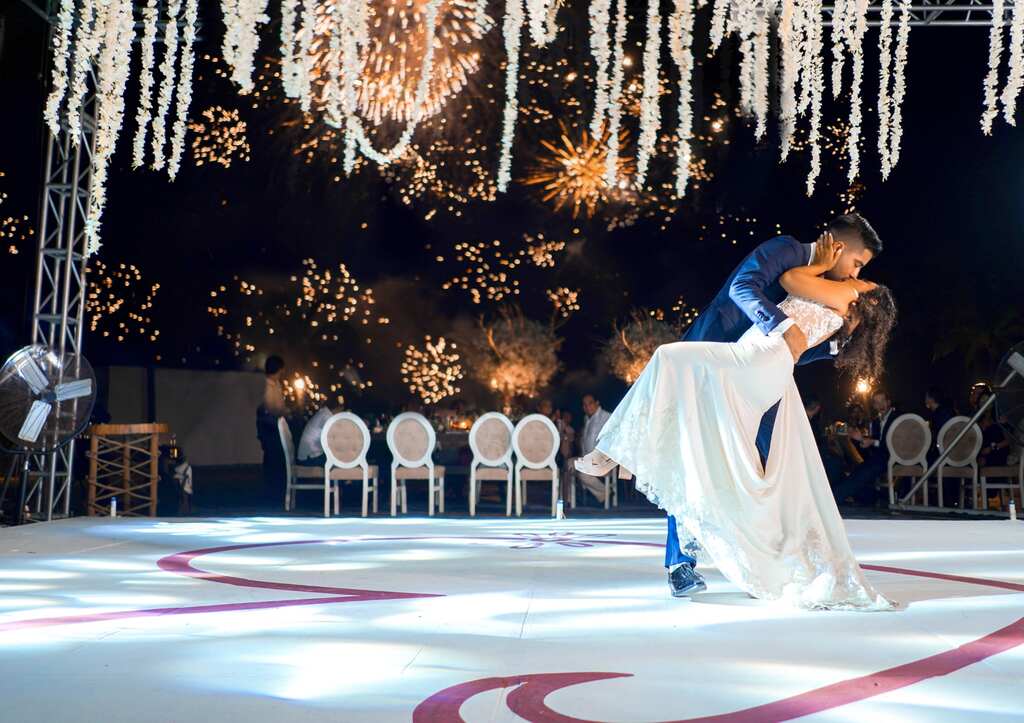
left=885, top=413, right=931, bottom=506
left=321, top=412, right=379, bottom=517
left=980, top=450, right=1024, bottom=513
left=468, top=412, right=515, bottom=517
left=936, top=416, right=983, bottom=509
left=279, top=417, right=336, bottom=513
left=386, top=412, right=445, bottom=516
left=512, top=414, right=560, bottom=517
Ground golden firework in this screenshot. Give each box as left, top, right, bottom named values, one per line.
left=401, top=335, right=464, bottom=404
left=523, top=126, right=637, bottom=219
left=309, top=0, right=493, bottom=125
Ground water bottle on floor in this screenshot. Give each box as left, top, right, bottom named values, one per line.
left=1010, top=499, right=1017, bottom=522
left=556, top=498, right=565, bottom=519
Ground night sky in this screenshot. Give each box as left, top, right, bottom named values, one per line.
left=2, top=0, right=1023, bottom=424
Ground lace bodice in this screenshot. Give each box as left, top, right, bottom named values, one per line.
left=777, top=295, right=843, bottom=348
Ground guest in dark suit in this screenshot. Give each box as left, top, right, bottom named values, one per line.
left=835, top=388, right=898, bottom=505
left=805, top=393, right=844, bottom=486
left=925, top=385, right=958, bottom=505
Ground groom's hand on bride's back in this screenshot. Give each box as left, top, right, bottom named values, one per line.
left=782, top=324, right=807, bottom=362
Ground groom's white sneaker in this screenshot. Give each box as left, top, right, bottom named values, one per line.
left=574, top=450, right=617, bottom=477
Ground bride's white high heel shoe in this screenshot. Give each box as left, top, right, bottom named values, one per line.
left=574, top=450, right=617, bottom=476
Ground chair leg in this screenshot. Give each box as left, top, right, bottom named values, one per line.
left=505, top=476, right=512, bottom=517
left=469, top=472, right=476, bottom=517
left=603, top=473, right=610, bottom=510
left=515, top=474, right=522, bottom=517
left=390, top=470, right=397, bottom=517
left=402, top=483, right=408, bottom=514
left=887, top=469, right=895, bottom=506
left=334, top=481, right=341, bottom=515
left=323, top=473, right=331, bottom=519
left=439, top=476, right=445, bottom=514
left=570, top=474, right=576, bottom=508
left=372, top=476, right=379, bottom=514
left=362, top=475, right=369, bottom=517
left=551, top=477, right=557, bottom=518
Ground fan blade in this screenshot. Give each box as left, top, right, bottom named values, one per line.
left=1009, top=351, right=1024, bottom=377
left=55, top=379, right=92, bottom=401
left=18, top=400, right=52, bottom=443
left=15, top=355, right=49, bottom=395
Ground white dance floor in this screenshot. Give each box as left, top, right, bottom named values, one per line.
left=0, top=515, right=1021, bottom=722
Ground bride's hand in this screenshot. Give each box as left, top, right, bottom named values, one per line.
left=811, top=232, right=842, bottom=270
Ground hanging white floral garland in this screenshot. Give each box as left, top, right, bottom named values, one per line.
left=132, top=0, right=161, bottom=169
left=339, top=0, right=368, bottom=172
left=981, top=0, right=1006, bottom=134
left=779, top=0, right=799, bottom=159
left=526, top=0, right=560, bottom=46
left=751, top=2, right=772, bottom=140
left=151, top=0, right=182, bottom=171
left=43, top=0, right=75, bottom=137
left=830, top=0, right=849, bottom=98
left=805, top=0, right=825, bottom=194
left=636, top=0, right=663, bottom=185
left=877, top=0, right=894, bottom=177
left=296, top=0, right=317, bottom=112
left=669, top=0, right=696, bottom=196
left=66, top=0, right=99, bottom=143
left=845, top=0, right=869, bottom=183
left=588, top=0, right=613, bottom=138
left=709, top=0, right=731, bottom=51
left=86, top=0, right=136, bottom=255
left=168, top=0, right=200, bottom=179
left=222, top=0, right=271, bottom=95
left=1000, top=0, right=1024, bottom=124
left=603, top=0, right=628, bottom=186
left=497, top=0, right=526, bottom=191
left=280, top=0, right=302, bottom=98
left=885, top=0, right=911, bottom=173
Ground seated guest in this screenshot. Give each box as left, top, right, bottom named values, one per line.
left=834, top=389, right=898, bottom=506
left=576, top=394, right=611, bottom=503
left=977, top=391, right=1012, bottom=468
left=296, top=406, right=334, bottom=467
left=924, top=385, right=956, bottom=457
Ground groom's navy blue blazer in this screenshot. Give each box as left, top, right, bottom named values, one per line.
left=665, top=234, right=838, bottom=567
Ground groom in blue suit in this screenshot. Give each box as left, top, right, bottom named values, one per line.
left=666, top=212, right=884, bottom=597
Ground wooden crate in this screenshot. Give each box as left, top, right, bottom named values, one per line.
left=86, top=423, right=170, bottom=517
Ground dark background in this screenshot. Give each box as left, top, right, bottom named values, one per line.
left=2, top=0, right=1022, bottom=426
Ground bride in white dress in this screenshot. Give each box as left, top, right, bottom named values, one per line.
left=579, top=243, right=899, bottom=611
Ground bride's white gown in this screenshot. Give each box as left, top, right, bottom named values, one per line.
left=595, top=295, right=898, bottom=611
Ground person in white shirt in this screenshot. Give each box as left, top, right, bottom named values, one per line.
left=576, top=394, right=612, bottom=503
left=296, top=406, right=334, bottom=467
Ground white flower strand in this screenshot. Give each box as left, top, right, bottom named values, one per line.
left=669, top=0, right=696, bottom=196
left=132, top=0, right=161, bottom=169
left=830, top=0, right=849, bottom=97
left=779, top=0, right=799, bottom=160
left=86, top=0, right=136, bottom=255
left=151, top=0, right=182, bottom=171
left=588, top=0, right=612, bottom=137
left=846, top=0, right=869, bottom=182
left=877, top=0, right=894, bottom=177
left=280, top=0, right=302, bottom=98
left=751, top=3, right=772, bottom=140
left=887, top=0, right=910, bottom=169
left=636, top=0, right=663, bottom=185
left=1001, top=0, right=1024, bottom=124
left=222, top=0, right=270, bottom=95
left=66, top=0, right=99, bottom=143
left=43, top=0, right=75, bottom=137
left=527, top=0, right=560, bottom=46
left=348, top=0, right=443, bottom=167
left=795, top=0, right=812, bottom=117
left=981, top=0, right=1005, bottom=134
left=168, top=0, right=199, bottom=179
left=497, top=0, right=526, bottom=191
left=297, top=0, right=317, bottom=112
left=805, top=0, right=825, bottom=194
left=710, top=0, right=731, bottom=51
left=340, top=0, right=368, bottom=172
left=603, top=0, right=628, bottom=186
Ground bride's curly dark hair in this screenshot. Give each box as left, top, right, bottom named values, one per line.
left=835, top=284, right=897, bottom=381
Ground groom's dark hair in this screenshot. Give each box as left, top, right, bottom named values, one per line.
left=828, top=212, right=882, bottom=256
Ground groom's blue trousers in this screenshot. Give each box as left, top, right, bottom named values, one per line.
left=664, top=400, right=778, bottom=567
